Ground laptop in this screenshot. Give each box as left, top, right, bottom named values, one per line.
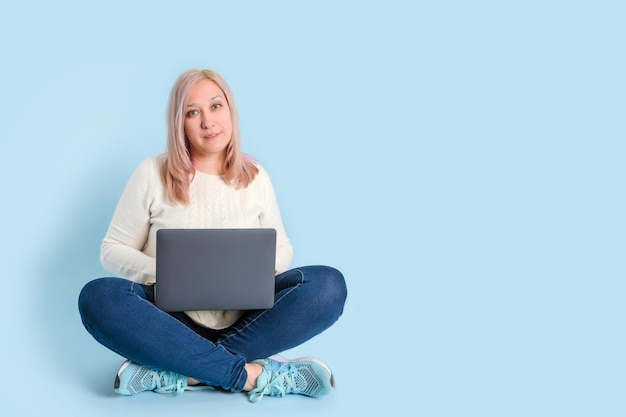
left=154, top=228, right=277, bottom=312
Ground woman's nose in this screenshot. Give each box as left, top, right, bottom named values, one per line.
left=201, top=114, right=214, bottom=129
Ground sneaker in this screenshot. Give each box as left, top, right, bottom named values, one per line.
left=114, top=360, right=213, bottom=395
left=248, top=355, right=335, bottom=402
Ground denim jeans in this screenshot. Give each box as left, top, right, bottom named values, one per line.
left=78, top=265, right=347, bottom=392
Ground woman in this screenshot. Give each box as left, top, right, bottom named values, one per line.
left=78, top=69, right=347, bottom=402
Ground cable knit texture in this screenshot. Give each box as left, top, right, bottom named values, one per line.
left=100, top=154, right=293, bottom=329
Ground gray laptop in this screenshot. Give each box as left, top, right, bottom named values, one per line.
left=155, top=228, right=276, bottom=312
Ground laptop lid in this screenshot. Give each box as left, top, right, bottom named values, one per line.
left=155, top=228, right=276, bottom=312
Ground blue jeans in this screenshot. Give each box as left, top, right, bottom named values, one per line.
left=78, top=265, right=347, bottom=392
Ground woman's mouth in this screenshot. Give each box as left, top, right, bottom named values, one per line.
left=204, top=132, right=221, bottom=140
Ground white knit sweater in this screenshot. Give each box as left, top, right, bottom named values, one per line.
left=100, top=154, right=293, bottom=329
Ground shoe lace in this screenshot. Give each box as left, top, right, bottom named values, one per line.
left=249, top=363, right=300, bottom=402
left=150, top=369, right=187, bottom=394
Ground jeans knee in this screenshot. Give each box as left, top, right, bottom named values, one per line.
left=78, top=277, right=126, bottom=324
left=308, top=266, right=347, bottom=320
left=326, top=267, right=347, bottom=304
left=78, top=279, right=100, bottom=317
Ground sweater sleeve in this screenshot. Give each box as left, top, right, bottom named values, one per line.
left=100, top=158, right=158, bottom=284
left=257, top=166, right=293, bottom=274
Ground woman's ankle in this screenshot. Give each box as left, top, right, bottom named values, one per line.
left=243, top=362, right=263, bottom=391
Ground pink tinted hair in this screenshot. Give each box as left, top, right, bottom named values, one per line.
left=161, top=69, right=258, bottom=204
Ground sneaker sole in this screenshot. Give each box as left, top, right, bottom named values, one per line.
left=268, top=355, right=335, bottom=389
left=114, top=359, right=133, bottom=392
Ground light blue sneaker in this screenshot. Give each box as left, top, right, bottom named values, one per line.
left=114, top=360, right=213, bottom=395
left=248, top=355, right=335, bottom=402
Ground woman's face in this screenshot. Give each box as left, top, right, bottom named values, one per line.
left=184, top=79, right=233, bottom=165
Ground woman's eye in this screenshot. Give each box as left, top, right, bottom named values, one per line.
left=211, top=103, right=222, bottom=110
left=186, top=110, right=199, bottom=117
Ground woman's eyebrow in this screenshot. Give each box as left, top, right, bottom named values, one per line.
left=187, top=95, right=223, bottom=107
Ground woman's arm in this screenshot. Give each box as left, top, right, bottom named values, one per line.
left=100, top=158, right=158, bottom=283
left=257, top=167, right=293, bottom=274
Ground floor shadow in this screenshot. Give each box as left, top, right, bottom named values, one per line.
left=35, top=166, right=125, bottom=395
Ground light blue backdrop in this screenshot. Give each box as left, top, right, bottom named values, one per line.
left=1, top=1, right=624, bottom=416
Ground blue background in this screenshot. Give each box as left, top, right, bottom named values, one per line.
left=1, top=1, right=624, bottom=416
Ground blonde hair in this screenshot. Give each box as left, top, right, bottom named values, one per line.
left=161, top=69, right=258, bottom=204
